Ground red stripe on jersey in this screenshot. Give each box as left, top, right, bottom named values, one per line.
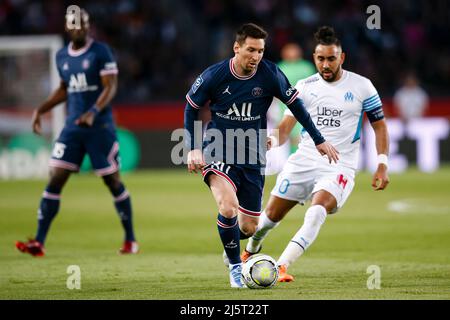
left=238, top=206, right=261, bottom=217
left=185, top=94, right=201, bottom=109
left=286, top=90, right=300, bottom=105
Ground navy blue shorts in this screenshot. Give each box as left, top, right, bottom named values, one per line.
left=202, top=161, right=265, bottom=217
left=49, top=124, right=120, bottom=176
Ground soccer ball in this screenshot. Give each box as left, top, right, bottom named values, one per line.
left=241, top=254, right=279, bottom=289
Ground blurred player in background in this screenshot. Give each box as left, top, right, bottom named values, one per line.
left=394, top=72, right=429, bottom=125
left=16, top=7, right=138, bottom=256
left=242, top=26, right=390, bottom=281
left=277, top=42, right=316, bottom=153
left=184, top=23, right=338, bottom=287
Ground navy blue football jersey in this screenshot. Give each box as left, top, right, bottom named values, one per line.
left=186, top=58, right=302, bottom=169
left=56, top=38, right=118, bottom=127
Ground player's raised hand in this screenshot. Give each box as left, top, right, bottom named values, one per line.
left=187, top=149, right=206, bottom=173
left=75, top=110, right=96, bottom=127
left=31, top=110, right=42, bottom=135
left=316, top=141, right=339, bottom=164
left=372, top=164, right=389, bottom=191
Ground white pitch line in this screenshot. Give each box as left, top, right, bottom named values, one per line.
left=387, top=199, right=450, bottom=215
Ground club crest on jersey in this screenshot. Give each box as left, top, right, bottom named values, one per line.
left=82, top=59, right=90, bottom=70
left=191, top=75, right=203, bottom=94
left=344, top=91, right=354, bottom=102
left=62, top=62, right=69, bottom=71
left=252, top=87, right=263, bottom=97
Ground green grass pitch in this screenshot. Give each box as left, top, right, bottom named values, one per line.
left=1, top=167, right=449, bottom=299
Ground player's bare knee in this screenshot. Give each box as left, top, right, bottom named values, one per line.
left=240, top=222, right=257, bottom=236
left=218, top=200, right=239, bottom=218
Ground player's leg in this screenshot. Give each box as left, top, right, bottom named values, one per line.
left=237, top=214, right=257, bottom=243
left=243, top=159, right=313, bottom=261
left=16, top=167, right=73, bottom=256
left=236, top=170, right=263, bottom=240
left=35, top=167, right=72, bottom=243
left=244, top=195, right=297, bottom=259
left=276, top=190, right=335, bottom=281
left=208, top=173, right=245, bottom=287
left=16, top=128, right=82, bottom=256
left=102, top=171, right=138, bottom=254
left=86, top=127, right=138, bottom=254
left=277, top=172, right=355, bottom=282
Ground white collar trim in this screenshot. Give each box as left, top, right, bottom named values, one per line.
left=229, top=58, right=257, bottom=80
left=68, top=38, right=94, bottom=57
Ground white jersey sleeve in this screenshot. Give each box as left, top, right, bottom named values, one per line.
left=361, top=78, right=382, bottom=112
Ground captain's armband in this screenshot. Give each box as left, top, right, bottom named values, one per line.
left=366, top=106, right=385, bottom=123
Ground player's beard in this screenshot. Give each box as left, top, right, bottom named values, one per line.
left=72, top=36, right=87, bottom=48
left=320, top=65, right=341, bottom=82
left=243, top=62, right=257, bottom=74
left=69, top=28, right=88, bottom=48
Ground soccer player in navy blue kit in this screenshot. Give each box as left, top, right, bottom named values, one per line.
left=16, top=9, right=138, bottom=256
left=184, top=23, right=339, bottom=287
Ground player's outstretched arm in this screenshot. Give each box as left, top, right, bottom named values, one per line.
left=75, top=74, right=117, bottom=127
left=370, top=119, right=390, bottom=191
left=32, top=80, right=67, bottom=135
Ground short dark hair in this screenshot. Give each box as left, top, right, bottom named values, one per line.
left=314, top=26, right=341, bottom=47
left=235, top=23, right=268, bottom=45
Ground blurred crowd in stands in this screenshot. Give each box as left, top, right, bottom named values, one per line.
left=0, top=0, right=449, bottom=103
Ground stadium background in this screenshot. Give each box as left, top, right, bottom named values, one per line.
left=0, top=0, right=449, bottom=172
left=0, top=0, right=449, bottom=300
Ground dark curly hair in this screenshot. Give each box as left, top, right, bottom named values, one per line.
left=314, top=26, right=341, bottom=47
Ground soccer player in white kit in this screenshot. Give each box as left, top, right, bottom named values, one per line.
left=242, top=26, right=390, bottom=282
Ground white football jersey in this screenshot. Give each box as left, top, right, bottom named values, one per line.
left=284, top=70, right=382, bottom=171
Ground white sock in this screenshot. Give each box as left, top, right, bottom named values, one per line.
left=277, top=205, right=327, bottom=267
left=246, top=210, right=280, bottom=253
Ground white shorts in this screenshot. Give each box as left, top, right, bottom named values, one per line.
left=271, top=152, right=355, bottom=213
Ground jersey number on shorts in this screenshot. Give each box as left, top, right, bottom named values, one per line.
left=52, top=142, right=67, bottom=159
left=279, top=179, right=290, bottom=194
left=210, top=161, right=231, bottom=175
